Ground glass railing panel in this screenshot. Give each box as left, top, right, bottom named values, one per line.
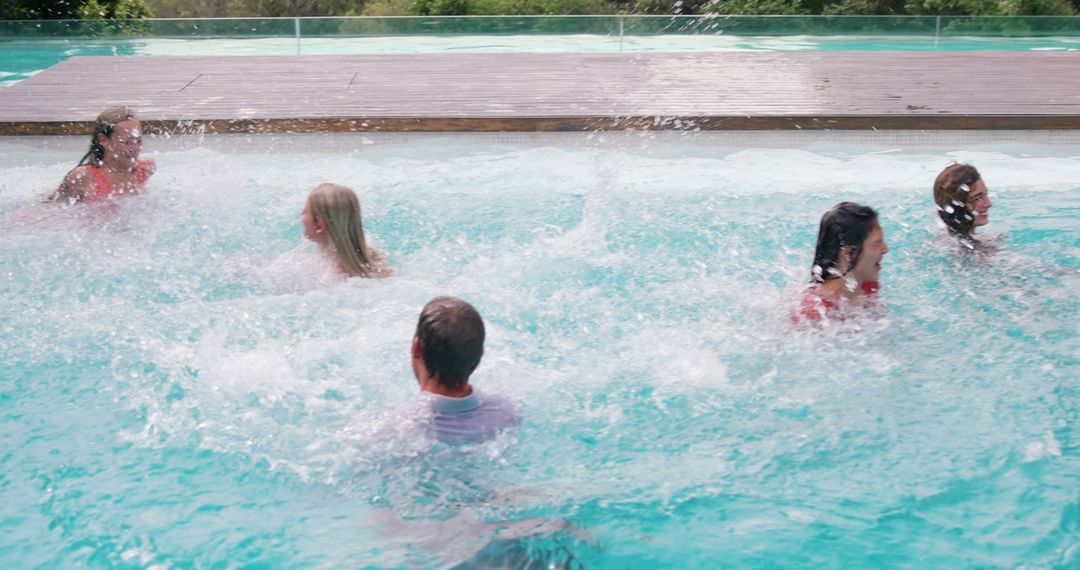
left=2, top=16, right=1079, bottom=40
left=297, top=16, right=621, bottom=37
left=620, top=15, right=941, bottom=36
left=939, top=16, right=1080, bottom=37
left=0, top=18, right=296, bottom=38
left=144, top=18, right=296, bottom=38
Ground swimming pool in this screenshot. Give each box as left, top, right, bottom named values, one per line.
left=1, top=131, right=1078, bottom=566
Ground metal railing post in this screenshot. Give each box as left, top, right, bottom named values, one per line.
left=618, top=15, right=624, bottom=51
left=295, top=17, right=301, bottom=55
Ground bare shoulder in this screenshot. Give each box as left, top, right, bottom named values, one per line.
left=139, top=157, right=157, bottom=177
left=53, top=166, right=93, bottom=201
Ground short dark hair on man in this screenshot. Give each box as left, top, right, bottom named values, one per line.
left=415, top=296, right=485, bottom=390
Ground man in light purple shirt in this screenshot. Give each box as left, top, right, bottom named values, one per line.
left=411, top=296, right=521, bottom=445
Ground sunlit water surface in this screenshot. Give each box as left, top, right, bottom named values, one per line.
left=1, top=132, right=1078, bottom=567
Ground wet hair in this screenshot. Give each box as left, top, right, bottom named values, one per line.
left=415, top=296, right=485, bottom=391
left=933, top=163, right=981, bottom=236
left=811, top=202, right=880, bottom=283
left=306, top=183, right=379, bottom=278
left=78, top=106, right=138, bottom=167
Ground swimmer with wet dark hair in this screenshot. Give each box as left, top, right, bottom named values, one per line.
left=51, top=106, right=156, bottom=203
left=411, top=296, right=520, bottom=444
left=933, top=163, right=993, bottom=248
left=796, top=201, right=889, bottom=323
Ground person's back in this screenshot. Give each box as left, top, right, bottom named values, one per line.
left=420, top=389, right=520, bottom=445
left=410, top=296, right=520, bottom=445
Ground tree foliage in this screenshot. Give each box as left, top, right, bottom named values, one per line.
left=410, top=0, right=612, bottom=15
left=143, top=0, right=364, bottom=18
left=78, top=0, right=153, bottom=18
left=705, top=0, right=808, bottom=14
left=1, top=0, right=152, bottom=19
left=4, top=0, right=1074, bottom=20
left=1, top=0, right=75, bottom=19
left=354, top=0, right=413, bottom=15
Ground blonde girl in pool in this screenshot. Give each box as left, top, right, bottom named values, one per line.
left=52, top=106, right=156, bottom=203
left=301, top=183, right=391, bottom=278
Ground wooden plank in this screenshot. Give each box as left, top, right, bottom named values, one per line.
left=2, top=52, right=1079, bottom=132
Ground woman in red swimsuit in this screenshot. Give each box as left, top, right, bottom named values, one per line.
left=796, top=201, right=889, bottom=323
left=52, top=106, right=156, bottom=203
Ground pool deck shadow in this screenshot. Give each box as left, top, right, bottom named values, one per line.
left=2, top=51, right=1080, bottom=134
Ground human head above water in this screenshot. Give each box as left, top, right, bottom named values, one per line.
left=412, top=296, right=486, bottom=392
left=79, top=106, right=141, bottom=169
left=933, top=163, right=992, bottom=236
left=302, top=183, right=375, bottom=277
left=811, top=201, right=887, bottom=285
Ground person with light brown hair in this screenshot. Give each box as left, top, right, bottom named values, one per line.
left=300, top=183, right=391, bottom=278
left=52, top=106, right=156, bottom=203
left=933, top=163, right=993, bottom=241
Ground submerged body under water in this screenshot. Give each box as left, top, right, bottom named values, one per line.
left=0, top=132, right=1077, bottom=567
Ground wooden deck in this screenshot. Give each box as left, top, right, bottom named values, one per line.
left=2, top=51, right=1080, bottom=134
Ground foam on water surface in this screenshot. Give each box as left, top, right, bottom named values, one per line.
left=0, top=132, right=1078, bottom=567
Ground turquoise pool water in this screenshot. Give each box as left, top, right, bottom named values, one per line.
left=1, top=132, right=1078, bottom=567
left=3, top=33, right=1079, bottom=84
